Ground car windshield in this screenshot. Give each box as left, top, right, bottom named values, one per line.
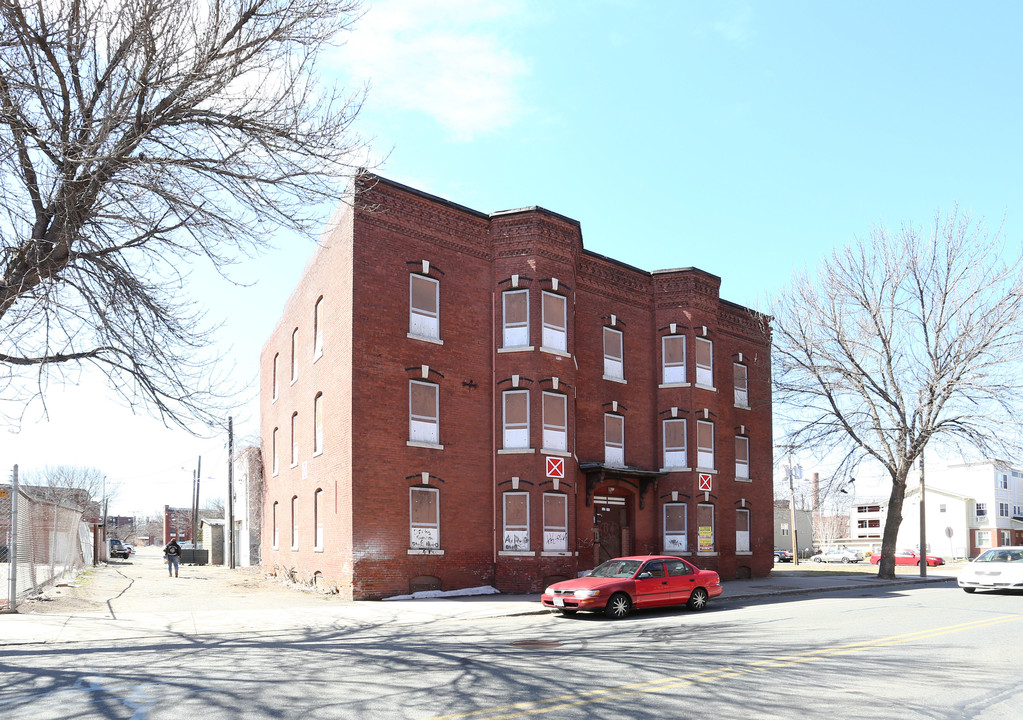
left=589, top=560, right=642, bottom=578
left=975, top=549, right=1023, bottom=563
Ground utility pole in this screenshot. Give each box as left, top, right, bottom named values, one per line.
left=227, top=417, right=236, bottom=569
left=9, top=465, right=19, bottom=609
left=787, top=447, right=801, bottom=566
left=191, top=456, right=202, bottom=554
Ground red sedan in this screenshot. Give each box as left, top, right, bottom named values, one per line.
left=869, top=549, right=945, bottom=567
left=541, top=555, right=723, bottom=619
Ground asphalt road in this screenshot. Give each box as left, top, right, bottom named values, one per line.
left=1, top=583, right=1019, bottom=719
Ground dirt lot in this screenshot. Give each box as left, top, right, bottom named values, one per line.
left=19, top=546, right=339, bottom=616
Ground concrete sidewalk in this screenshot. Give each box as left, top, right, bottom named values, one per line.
left=1, top=557, right=957, bottom=647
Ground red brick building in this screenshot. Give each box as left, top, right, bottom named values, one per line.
left=260, top=174, right=773, bottom=599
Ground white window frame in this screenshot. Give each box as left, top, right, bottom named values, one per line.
left=502, top=289, right=529, bottom=348
left=976, top=502, right=987, bottom=518
left=735, top=435, right=750, bottom=479
left=733, top=363, right=748, bottom=407
left=998, top=473, right=1009, bottom=489
left=409, top=380, right=440, bottom=445
left=313, top=392, right=324, bottom=455
left=697, top=503, right=715, bottom=553
left=999, top=502, right=1010, bottom=517
left=290, top=496, right=299, bottom=550
left=503, top=492, right=530, bottom=551
left=541, top=291, right=567, bottom=352
left=976, top=530, right=991, bottom=548
left=314, top=489, right=324, bottom=551
left=542, top=392, right=568, bottom=452
left=272, top=353, right=279, bottom=401
left=603, top=327, right=624, bottom=380
left=290, top=328, right=298, bottom=383
left=409, top=273, right=440, bottom=339
left=697, top=420, right=715, bottom=470
left=736, top=508, right=751, bottom=553
left=290, top=412, right=299, bottom=467
left=662, top=335, right=686, bottom=384
left=663, top=418, right=687, bottom=469
left=604, top=413, right=625, bottom=466
left=313, top=297, right=324, bottom=359
left=543, top=493, right=569, bottom=552
left=272, top=501, right=279, bottom=549
left=272, top=427, right=279, bottom=476
left=663, top=502, right=688, bottom=552
left=410, top=486, right=440, bottom=549
left=695, top=337, right=713, bottom=387
left=502, top=390, right=530, bottom=449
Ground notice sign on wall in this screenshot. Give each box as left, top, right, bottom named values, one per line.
left=698, top=473, right=712, bottom=491
left=698, top=525, right=714, bottom=552
left=546, top=456, right=565, bottom=479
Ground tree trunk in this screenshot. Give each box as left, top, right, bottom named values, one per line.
left=877, top=468, right=910, bottom=579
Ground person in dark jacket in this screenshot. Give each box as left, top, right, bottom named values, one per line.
left=163, top=539, right=182, bottom=578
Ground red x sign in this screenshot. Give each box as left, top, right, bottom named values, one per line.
left=546, top=456, right=565, bottom=479
left=698, top=474, right=713, bottom=491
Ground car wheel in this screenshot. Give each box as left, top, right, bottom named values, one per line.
left=962, top=587, right=976, bottom=594
left=842, top=557, right=851, bottom=563
left=813, top=557, right=822, bottom=563
left=687, top=587, right=709, bottom=611
left=604, top=593, right=632, bottom=619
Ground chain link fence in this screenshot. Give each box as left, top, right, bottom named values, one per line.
left=2, top=474, right=92, bottom=612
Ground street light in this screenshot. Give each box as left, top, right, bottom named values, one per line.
left=785, top=449, right=803, bottom=566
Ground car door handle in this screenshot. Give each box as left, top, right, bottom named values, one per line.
left=662, top=581, right=668, bottom=585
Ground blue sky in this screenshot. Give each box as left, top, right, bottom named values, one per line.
left=3, top=1, right=1021, bottom=515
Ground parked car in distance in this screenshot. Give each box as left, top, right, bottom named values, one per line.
left=958, top=546, right=1023, bottom=594
left=774, top=549, right=793, bottom=563
left=810, top=548, right=863, bottom=563
left=123, top=543, right=134, bottom=554
left=108, top=538, right=130, bottom=559
left=869, top=549, right=944, bottom=566
left=541, top=555, right=722, bottom=619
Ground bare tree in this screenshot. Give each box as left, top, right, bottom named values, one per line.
left=769, top=210, right=1023, bottom=578
left=20, top=464, right=107, bottom=513
left=0, top=0, right=366, bottom=430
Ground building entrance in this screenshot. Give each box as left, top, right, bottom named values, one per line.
left=594, top=495, right=629, bottom=563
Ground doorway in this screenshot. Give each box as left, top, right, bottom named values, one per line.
left=594, top=495, right=629, bottom=563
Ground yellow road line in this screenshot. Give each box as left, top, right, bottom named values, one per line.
left=421, top=614, right=1020, bottom=720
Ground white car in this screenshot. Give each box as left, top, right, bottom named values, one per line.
left=958, top=546, right=1023, bottom=594
left=810, top=548, right=864, bottom=563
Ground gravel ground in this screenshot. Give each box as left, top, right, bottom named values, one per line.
left=19, top=546, right=339, bottom=616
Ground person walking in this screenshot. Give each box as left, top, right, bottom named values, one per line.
left=164, top=539, right=182, bottom=578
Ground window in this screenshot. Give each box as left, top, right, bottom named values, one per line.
left=409, top=274, right=439, bottom=339
left=603, top=327, right=624, bottom=379
left=290, top=496, right=298, bottom=550
left=1015, top=505, right=1022, bottom=517
left=272, top=353, right=279, bottom=401
left=662, top=335, right=685, bottom=384
left=999, top=502, right=1010, bottom=518
left=541, top=291, right=567, bottom=352
left=735, top=436, right=749, bottom=479
left=663, top=419, right=687, bottom=469
left=734, top=363, right=748, bottom=407
left=604, top=414, right=624, bottom=466
left=858, top=519, right=881, bottom=529
left=976, top=530, right=991, bottom=548
left=272, top=501, right=279, bottom=549
left=313, top=392, right=324, bottom=455
left=695, top=337, right=713, bottom=387
left=503, top=290, right=529, bottom=347
left=502, top=390, right=529, bottom=449
left=781, top=522, right=789, bottom=537
left=998, top=474, right=1009, bottom=489
left=271, top=427, right=279, bottom=475
left=313, top=297, right=324, bottom=358
left=664, top=503, right=687, bottom=551
left=409, top=380, right=439, bottom=445
left=543, top=494, right=568, bottom=551
left=290, top=412, right=299, bottom=466
left=1000, top=530, right=1011, bottom=546
left=314, top=489, right=324, bottom=551
left=697, top=503, right=715, bottom=553
left=503, top=492, right=529, bottom=551
left=697, top=420, right=714, bottom=469
left=410, top=487, right=440, bottom=549
left=939, top=504, right=947, bottom=513
left=290, top=328, right=298, bottom=383
left=542, top=392, right=567, bottom=452
left=736, top=509, right=750, bottom=553
left=976, top=502, right=987, bottom=518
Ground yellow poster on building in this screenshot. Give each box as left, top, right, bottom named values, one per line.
left=698, top=525, right=713, bottom=552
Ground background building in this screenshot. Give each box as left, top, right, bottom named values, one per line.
left=260, top=174, right=774, bottom=599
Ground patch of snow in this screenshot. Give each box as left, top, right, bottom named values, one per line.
left=382, top=585, right=500, bottom=601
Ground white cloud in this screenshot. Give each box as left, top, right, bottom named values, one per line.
left=337, top=0, right=530, bottom=141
